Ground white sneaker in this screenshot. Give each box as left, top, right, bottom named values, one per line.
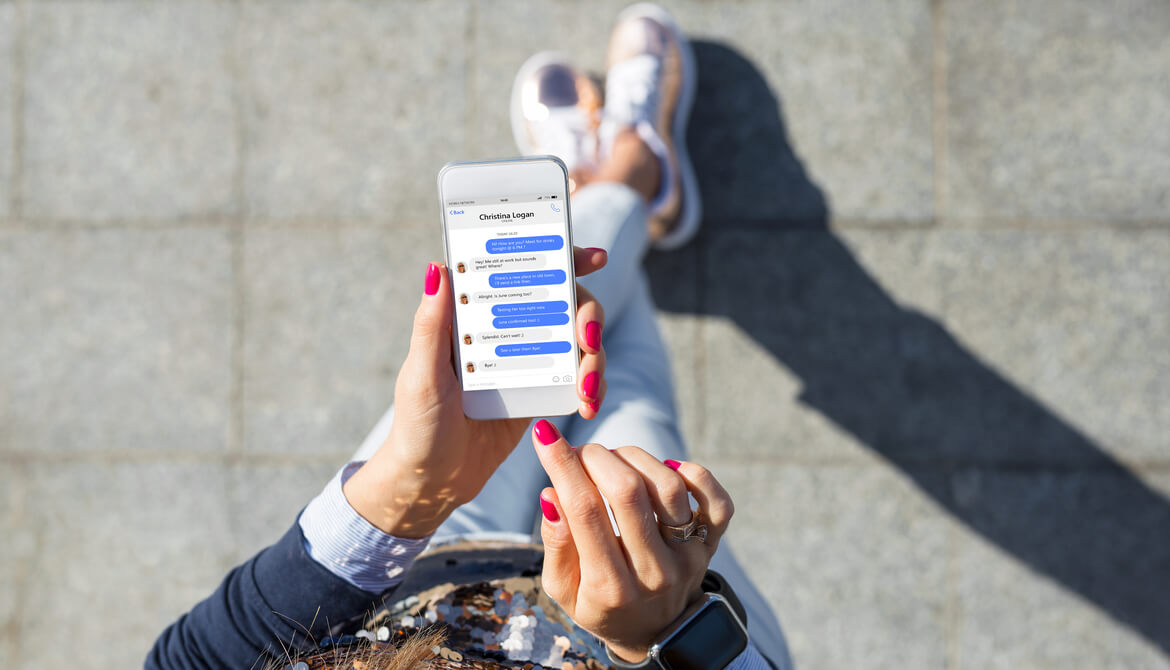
left=510, top=52, right=602, bottom=186
left=600, top=3, right=701, bottom=250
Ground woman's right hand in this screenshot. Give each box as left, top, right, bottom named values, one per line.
left=343, top=251, right=608, bottom=539
left=529, top=420, right=737, bottom=662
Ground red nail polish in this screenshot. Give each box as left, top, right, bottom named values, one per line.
left=533, top=419, right=560, bottom=446
left=588, top=400, right=600, bottom=412
left=585, top=321, right=601, bottom=350
left=664, top=459, right=682, bottom=471
left=582, top=371, right=599, bottom=399
left=424, top=263, right=440, bottom=295
left=540, top=496, right=560, bottom=522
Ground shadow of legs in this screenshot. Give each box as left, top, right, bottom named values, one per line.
left=646, top=39, right=1170, bottom=654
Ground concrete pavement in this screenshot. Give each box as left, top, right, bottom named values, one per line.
left=1, top=1, right=1168, bottom=667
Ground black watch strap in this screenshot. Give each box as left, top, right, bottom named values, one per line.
left=700, top=570, right=748, bottom=627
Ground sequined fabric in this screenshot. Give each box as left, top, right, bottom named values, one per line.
left=364, top=576, right=614, bottom=669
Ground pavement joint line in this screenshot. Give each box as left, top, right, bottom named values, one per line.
left=10, top=449, right=1169, bottom=472
left=227, top=0, right=246, bottom=457
left=0, top=450, right=355, bottom=467
left=229, top=206, right=245, bottom=457
left=9, top=0, right=26, bottom=218
left=5, top=217, right=1170, bottom=232
left=465, top=0, right=479, bottom=157
left=930, top=0, right=948, bottom=223
left=229, top=0, right=247, bottom=219
left=944, top=521, right=961, bottom=670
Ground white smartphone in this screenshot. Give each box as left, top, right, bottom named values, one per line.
left=437, top=156, right=580, bottom=420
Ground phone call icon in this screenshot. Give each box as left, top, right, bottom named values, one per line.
left=550, top=203, right=561, bottom=213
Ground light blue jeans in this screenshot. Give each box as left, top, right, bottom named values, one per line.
left=354, top=183, right=793, bottom=668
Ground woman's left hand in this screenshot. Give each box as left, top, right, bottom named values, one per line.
left=529, top=420, right=736, bottom=662
left=342, top=247, right=608, bottom=539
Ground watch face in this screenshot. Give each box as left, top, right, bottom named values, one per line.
left=659, top=599, right=748, bottom=670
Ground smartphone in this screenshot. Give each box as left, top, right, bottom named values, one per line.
left=438, top=156, right=579, bottom=420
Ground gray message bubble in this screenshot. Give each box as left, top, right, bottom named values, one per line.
left=471, top=254, right=547, bottom=272
left=480, top=356, right=555, bottom=371
left=475, top=328, right=553, bottom=344
left=472, top=287, right=550, bottom=303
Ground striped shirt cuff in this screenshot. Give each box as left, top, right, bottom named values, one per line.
left=298, top=462, right=432, bottom=593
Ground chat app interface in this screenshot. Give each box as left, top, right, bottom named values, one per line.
left=446, top=195, right=575, bottom=391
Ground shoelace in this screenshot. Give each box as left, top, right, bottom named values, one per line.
left=531, top=106, right=596, bottom=174
left=603, top=53, right=662, bottom=128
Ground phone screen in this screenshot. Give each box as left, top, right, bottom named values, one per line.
left=445, top=193, right=576, bottom=392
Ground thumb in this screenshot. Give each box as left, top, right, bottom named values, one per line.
left=406, top=262, right=454, bottom=379
left=539, top=487, right=581, bottom=613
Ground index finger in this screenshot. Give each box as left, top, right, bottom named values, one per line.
left=530, top=420, right=629, bottom=582
left=573, top=246, right=608, bottom=278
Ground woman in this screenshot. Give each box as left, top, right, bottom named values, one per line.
left=148, top=5, right=791, bottom=669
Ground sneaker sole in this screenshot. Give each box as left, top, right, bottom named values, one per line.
left=618, top=3, right=701, bottom=250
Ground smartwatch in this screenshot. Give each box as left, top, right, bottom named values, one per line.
left=606, top=571, right=751, bottom=670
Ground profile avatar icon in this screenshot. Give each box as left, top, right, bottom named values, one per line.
left=456, top=262, right=466, bottom=273
left=466, top=362, right=476, bottom=373
left=459, top=293, right=469, bottom=305
left=463, top=334, right=472, bottom=345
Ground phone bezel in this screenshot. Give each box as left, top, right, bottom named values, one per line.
left=437, top=156, right=580, bottom=420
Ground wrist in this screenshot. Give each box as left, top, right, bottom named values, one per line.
left=341, top=462, right=451, bottom=538
left=604, top=588, right=746, bottom=670
left=606, top=642, right=649, bottom=664
left=603, top=591, right=701, bottom=663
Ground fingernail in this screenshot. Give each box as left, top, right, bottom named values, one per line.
left=664, top=459, right=682, bottom=471
left=587, top=247, right=607, bottom=255
left=585, top=321, right=602, bottom=350
left=588, top=400, right=600, bottom=412
left=540, top=495, right=560, bottom=522
left=533, top=419, right=560, bottom=446
left=582, top=371, right=599, bottom=399
left=424, top=263, right=440, bottom=295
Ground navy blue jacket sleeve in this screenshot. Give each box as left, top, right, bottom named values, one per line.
left=145, top=521, right=395, bottom=670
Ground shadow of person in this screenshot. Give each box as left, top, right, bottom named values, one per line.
left=647, top=40, right=1170, bottom=655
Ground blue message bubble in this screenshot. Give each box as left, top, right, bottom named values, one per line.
left=492, top=313, right=570, bottom=329
left=491, top=300, right=569, bottom=317
left=488, top=269, right=567, bottom=288
left=486, top=236, right=565, bottom=255
left=495, top=341, right=573, bottom=357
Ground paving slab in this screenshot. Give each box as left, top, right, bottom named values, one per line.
left=915, top=229, right=1170, bottom=465
left=14, top=461, right=235, bottom=669
left=474, top=0, right=933, bottom=224
left=0, top=4, right=13, bottom=219
left=243, top=226, right=440, bottom=456
left=953, top=470, right=1170, bottom=667
left=697, top=229, right=1170, bottom=468
left=946, top=0, right=1170, bottom=222
left=241, top=0, right=470, bottom=225
left=22, top=2, right=237, bottom=222
left=0, top=461, right=37, bottom=667
left=471, top=0, right=632, bottom=159
left=718, top=463, right=951, bottom=670
left=697, top=230, right=930, bottom=463
left=229, top=461, right=342, bottom=561
left=0, top=228, right=233, bottom=454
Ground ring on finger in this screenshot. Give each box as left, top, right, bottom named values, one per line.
left=660, top=510, right=708, bottom=544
